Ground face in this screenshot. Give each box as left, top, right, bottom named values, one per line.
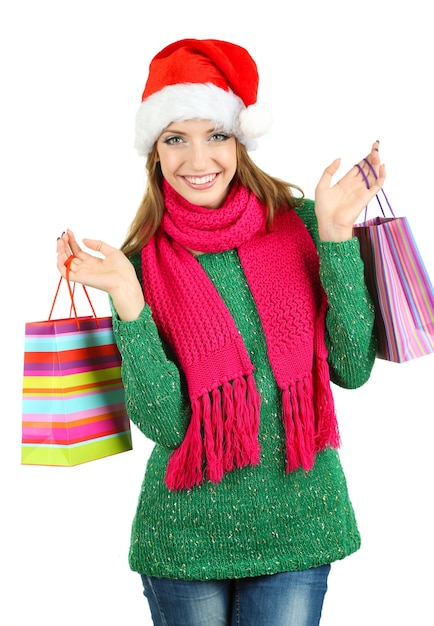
left=156, top=119, right=237, bottom=209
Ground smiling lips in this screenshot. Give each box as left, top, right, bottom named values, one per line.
left=183, top=173, right=218, bottom=188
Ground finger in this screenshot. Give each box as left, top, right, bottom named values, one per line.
left=360, top=142, right=385, bottom=190
left=56, top=231, right=70, bottom=256
left=56, top=234, right=66, bottom=255
left=56, top=249, right=71, bottom=277
left=364, top=140, right=381, bottom=172
left=56, top=230, right=80, bottom=276
left=369, top=140, right=385, bottom=188
left=65, top=229, right=83, bottom=256
left=355, top=146, right=381, bottom=185
left=315, top=158, right=341, bottom=190
left=82, top=238, right=117, bottom=258
left=56, top=232, right=72, bottom=256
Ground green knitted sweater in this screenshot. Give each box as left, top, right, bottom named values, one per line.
left=111, top=199, right=376, bottom=580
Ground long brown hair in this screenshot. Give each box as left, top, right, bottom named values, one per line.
left=121, top=141, right=304, bottom=258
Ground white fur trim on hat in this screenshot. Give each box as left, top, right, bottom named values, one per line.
left=238, top=102, right=273, bottom=138
left=134, top=83, right=272, bottom=156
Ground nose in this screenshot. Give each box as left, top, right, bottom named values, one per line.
left=188, top=141, right=209, bottom=171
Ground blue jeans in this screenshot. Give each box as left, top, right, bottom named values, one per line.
left=141, top=565, right=330, bottom=626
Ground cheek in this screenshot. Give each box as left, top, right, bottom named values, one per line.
left=229, top=141, right=237, bottom=165
left=224, top=149, right=237, bottom=177
left=155, top=142, right=174, bottom=165
left=157, top=151, right=177, bottom=177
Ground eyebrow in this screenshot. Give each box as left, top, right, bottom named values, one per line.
left=161, top=125, right=220, bottom=136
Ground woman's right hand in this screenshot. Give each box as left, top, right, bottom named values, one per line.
left=56, top=229, right=145, bottom=321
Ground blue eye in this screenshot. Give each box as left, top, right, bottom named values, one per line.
left=163, top=136, right=184, bottom=145
left=209, top=133, right=230, bottom=142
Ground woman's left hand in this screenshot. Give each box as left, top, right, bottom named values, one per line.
left=314, top=140, right=386, bottom=241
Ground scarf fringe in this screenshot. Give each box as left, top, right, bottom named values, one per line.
left=282, top=367, right=339, bottom=474
left=314, top=356, right=340, bottom=450
left=282, top=379, right=315, bottom=473
left=165, top=373, right=261, bottom=491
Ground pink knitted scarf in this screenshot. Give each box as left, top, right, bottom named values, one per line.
left=141, top=180, right=339, bottom=490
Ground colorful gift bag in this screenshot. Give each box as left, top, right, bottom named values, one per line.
left=353, top=162, right=434, bottom=362
left=22, top=275, right=132, bottom=466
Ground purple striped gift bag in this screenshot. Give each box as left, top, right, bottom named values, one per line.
left=21, top=275, right=132, bottom=466
left=353, top=190, right=434, bottom=363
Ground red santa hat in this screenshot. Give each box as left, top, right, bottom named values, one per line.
left=134, top=38, right=273, bottom=156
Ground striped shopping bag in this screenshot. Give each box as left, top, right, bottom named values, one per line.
left=21, top=274, right=132, bottom=466
left=353, top=179, right=434, bottom=362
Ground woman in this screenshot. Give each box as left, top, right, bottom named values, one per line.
left=57, top=39, right=385, bottom=626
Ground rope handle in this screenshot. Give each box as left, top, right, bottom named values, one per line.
left=49, top=255, right=100, bottom=330
left=355, top=158, right=395, bottom=222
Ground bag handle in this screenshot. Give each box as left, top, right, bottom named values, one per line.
left=355, top=159, right=395, bottom=220
left=49, top=255, right=100, bottom=330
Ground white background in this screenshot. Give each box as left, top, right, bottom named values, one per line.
left=1, top=1, right=433, bottom=624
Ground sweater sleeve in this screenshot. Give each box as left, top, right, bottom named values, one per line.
left=296, top=199, right=377, bottom=388
left=109, top=253, right=190, bottom=448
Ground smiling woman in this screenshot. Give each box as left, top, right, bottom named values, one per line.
left=54, top=37, right=389, bottom=626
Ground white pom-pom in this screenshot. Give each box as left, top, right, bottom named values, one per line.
left=237, top=102, right=273, bottom=138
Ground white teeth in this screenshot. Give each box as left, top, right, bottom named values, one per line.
left=185, top=174, right=216, bottom=185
